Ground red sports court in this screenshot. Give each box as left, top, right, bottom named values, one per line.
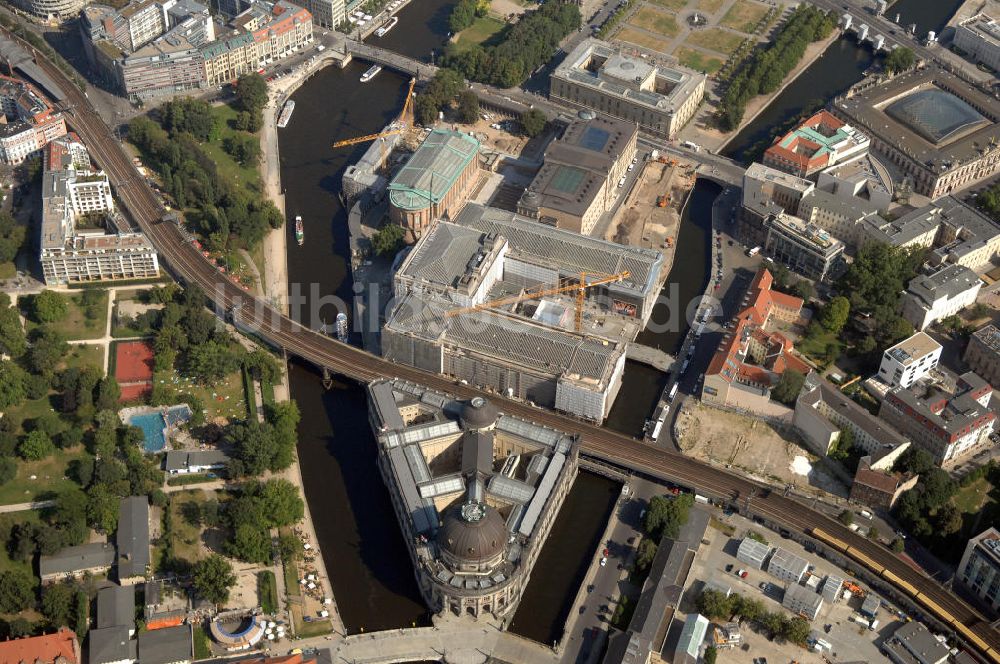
left=115, top=340, right=155, bottom=401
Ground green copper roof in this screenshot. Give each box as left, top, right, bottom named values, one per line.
left=388, top=129, right=480, bottom=211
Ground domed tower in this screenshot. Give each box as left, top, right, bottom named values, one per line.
left=437, top=500, right=508, bottom=573
left=460, top=396, right=499, bottom=431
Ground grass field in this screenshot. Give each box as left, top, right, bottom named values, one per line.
left=0, top=262, right=14, bottom=280
left=24, top=290, right=109, bottom=341
left=204, top=104, right=262, bottom=195
left=154, top=366, right=248, bottom=422
left=258, top=570, right=278, bottom=614
left=683, top=27, right=744, bottom=54
left=719, top=0, right=769, bottom=33
left=630, top=7, right=680, bottom=37
left=647, top=0, right=687, bottom=10
left=169, top=489, right=213, bottom=564
left=192, top=625, right=212, bottom=659
left=695, top=0, right=725, bottom=13
left=617, top=26, right=672, bottom=53
left=953, top=477, right=995, bottom=514
left=62, top=344, right=105, bottom=373
left=453, top=16, right=506, bottom=52
left=0, top=445, right=92, bottom=506
left=677, top=47, right=724, bottom=74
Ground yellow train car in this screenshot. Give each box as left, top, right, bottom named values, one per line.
left=844, top=546, right=886, bottom=576
left=811, top=527, right=849, bottom=553
left=952, top=620, right=992, bottom=654
left=881, top=569, right=919, bottom=597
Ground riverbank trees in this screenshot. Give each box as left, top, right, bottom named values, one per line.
left=716, top=5, right=836, bottom=131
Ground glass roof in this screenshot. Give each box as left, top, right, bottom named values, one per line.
left=885, top=89, right=988, bottom=144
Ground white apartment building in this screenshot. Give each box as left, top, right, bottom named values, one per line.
left=955, top=14, right=1000, bottom=73
left=902, top=264, right=982, bottom=331
left=878, top=331, right=942, bottom=388
left=742, top=162, right=814, bottom=215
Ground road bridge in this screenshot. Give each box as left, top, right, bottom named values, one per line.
left=345, top=40, right=438, bottom=80
left=17, top=30, right=1000, bottom=660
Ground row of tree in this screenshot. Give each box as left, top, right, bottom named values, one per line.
left=717, top=6, right=836, bottom=131
left=441, top=1, right=580, bottom=88
left=634, top=493, right=694, bottom=576
left=696, top=589, right=810, bottom=645
left=413, top=69, right=481, bottom=127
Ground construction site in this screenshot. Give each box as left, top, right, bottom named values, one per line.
left=607, top=153, right=697, bottom=251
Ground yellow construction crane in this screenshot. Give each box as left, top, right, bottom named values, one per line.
left=443, top=271, right=631, bottom=333
left=331, top=77, right=416, bottom=150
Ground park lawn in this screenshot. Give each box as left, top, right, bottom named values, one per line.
left=205, top=103, right=262, bottom=195
left=796, top=327, right=841, bottom=367
left=258, top=570, right=278, bottom=613
left=677, top=47, right=723, bottom=74
left=684, top=27, right=744, bottom=54
left=719, top=0, right=769, bottom=33
left=617, top=27, right=672, bottom=53
left=630, top=7, right=680, bottom=37
left=168, top=489, right=213, bottom=564
left=5, top=395, right=60, bottom=434
left=0, top=262, right=14, bottom=279
left=647, top=0, right=687, bottom=11
left=24, top=290, right=109, bottom=341
left=695, top=0, right=724, bottom=14
left=154, top=366, right=248, bottom=423
left=0, top=445, right=92, bottom=506
left=454, top=16, right=506, bottom=52
left=62, top=344, right=105, bottom=373
left=0, top=511, right=42, bottom=576
left=953, top=477, right=996, bottom=514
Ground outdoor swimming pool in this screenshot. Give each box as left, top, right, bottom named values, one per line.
left=127, top=405, right=192, bottom=453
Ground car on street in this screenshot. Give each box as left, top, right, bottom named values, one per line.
left=599, top=557, right=607, bottom=567
left=725, top=564, right=733, bottom=572
left=737, top=568, right=748, bottom=578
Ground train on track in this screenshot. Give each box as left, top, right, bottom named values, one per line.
left=812, top=527, right=1000, bottom=664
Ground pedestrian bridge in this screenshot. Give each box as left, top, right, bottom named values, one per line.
left=345, top=41, right=438, bottom=81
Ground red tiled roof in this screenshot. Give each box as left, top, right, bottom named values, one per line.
left=0, top=627, right=80, bottom=664
left=854, top=466, right=902, bottom=494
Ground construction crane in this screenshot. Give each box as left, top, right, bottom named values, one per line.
left=331, top=77, right=416, bottom=153
left=443, top=271, right=631, bottom=333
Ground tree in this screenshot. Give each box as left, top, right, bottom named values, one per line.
left=884, top=47, right=915, bottom=74
left=372, top=224, right=406, bottom=257
left=227, top=421, right=278, bottom=476
left=278, top=532, right=302, bottom=563
left=223, top=133, right=261, bottom=166
left=226, top=523, right=272, bottom=564
left=867, top=525, right=880, bottom=541
left=0, top=570, right=34, bottom=613
left=642, top=493, right=693, bottom=540
left=31, top=290, right=68, bottom=324
left=95, top=376, right=121, bottom=411
left=41, top=583, right=74, bottom=628
left=235, top=74, right=268, bottom=116
left=253, top=479, right=304, bottom=527
left=0, top=458, right=15, bottom=486
left=193, top=554, right=237, bottom=605
left=185, top=340, right=241, bottom=384
left=891, top=537, right=905, bottom=553
left=87, top=484, right=120, bottom=534
left=520, top=108, right=547, bottom=137
left=633, top=538, right=658, bottom=575
left=893, top=447, right=934, bottom=476
left=933, top=503, right=963, bottom=536
left=771, top=370, right=805, bottom=405
left=18, top=430, right=54, bottom=461
left=819, top=296, right=850, bottom=333
left=782, top=616, right=811, bottom=645
left=837, top=509, right=853, bottom=526
left=457, top=91, right=480, bottom=123
left=0, top=212, right=25, bottom=265
left=696, top=589, right=733, bottom=621
left=704, top=646, right=718, bottom=664
left=0, top=360, right=27, bottom=409
left=791, top=280, right=814, bottom=301
left=0, top=294, right=26, bottom=358
left=27, top=328, right=69, bottom=376
left=234, top=110, right=262, bottom=133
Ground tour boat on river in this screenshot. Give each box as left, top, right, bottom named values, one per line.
left=360, top=64, right=382, bottom=82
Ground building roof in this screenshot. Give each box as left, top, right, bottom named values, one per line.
left=437, top=502, right=507, bottom=563
left=884, top=621, right=950, bottom=664
left=137, top=624, right=192, bottom=664
left=0, top=627, right=80, bottom=664
left=906, top=264, right=981, bottom=308
left=768, top=546, right=809, bottom=578
left=97, top=585, right=135, bottom=630
left=783, top=583, right=823, bottom=610
left=765, top=110, right=867, bottom=172
left=884, top=371, right=995, bottom=440
left=393, top=221, right=504, bottom=298
left=964, top=527, right=1000, bottom=567
left=388, top=129, right=480, bottom=211
left=117, top=496, right=150, bottom=580
left=39, top=542, right=115, bottom=578
left=959, top=13, right=1000, bottom=47
left=883, top=332, right=942, bottom=368
left=736, top=537, right=772, bottom=563
left=854, top=456, right=908, bottom=494
left=972, top=323, right=1000, bottom=355
left=674, top=613, right=709, bottom=661
left=799, top=375, right=909, bottom=451
left=163, top=449, right=229, bottom=472
left=88, top=626, right=135, bottom=664
left=456, top=204, right=663, bottom=302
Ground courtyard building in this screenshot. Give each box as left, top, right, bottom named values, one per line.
left=517, top=116, right=638, bottom=235
left=367, top=380, right=579, bottom=620
left=955, top=14, right=1000, bottom=73
left=901, top=264, right=982, bottom=331
left=551, top=38, right=705, bottom=140
left=763, top=110, right=870, bottom=178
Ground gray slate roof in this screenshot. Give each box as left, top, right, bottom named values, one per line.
left=137, top=624, right=192, bottom=664
left=88, top=625, right=135, bottom=664
left=117, top=496, right=150, bottom=580
left=97, top=584, right=135, bottom=629
left=39, top=542, right=115, bottom=578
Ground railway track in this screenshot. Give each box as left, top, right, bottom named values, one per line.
left=17, top=35, right=1000, bottom=657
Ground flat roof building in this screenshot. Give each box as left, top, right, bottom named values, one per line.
left=367, top=379, right=579, bottom=621
left=957, top=527, right=1000, bottom=613
left=518, top=116, right=637, bottom=235
left=763, top=110, right=869, bottom=178
left=882, top=621, right=949, bottom=664
left=955, top=14, right=1000, bottom=74
left=673, top=613, right=709, bottom=664
left=767, top=547, right=809, bottom=584
left=388, top=129, right=481, bottom=241
left=742, top=162, right=815, bottom=215
left=163, top=449, right=228, bottom=474
left=834, top=67, right=1000, bottom=199
left=965, top=324, right=1000, bottom=388
left=902, top=264, right=982, bottom=331
left=736, top=537, right=772, bottom=569
left=782, top=583, right=824, bottom=620
left=878, top=331, right=942, bottom=388
left=762, top=210, right=845, bottom=281
left=881, top=372, right=995, bottom=467
left=551, top=38, right=705, bottom=140
left=821, top=573, right=845, bottom=603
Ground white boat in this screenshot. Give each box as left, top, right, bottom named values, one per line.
left=360, top=64, right=382, bottom=82
left=376, top=15, right=398, bottom=37
left=295, top=215, right=304, bottom=245
left=335, top=312, right=349, bottom=342
left=276, top=100, right=295, bottom=128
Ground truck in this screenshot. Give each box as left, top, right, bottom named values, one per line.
left=746, top=246, right=761, bottom=257
left=681, top=140, right=701, bottom=152
left=668, top=383, right=679, bottom=402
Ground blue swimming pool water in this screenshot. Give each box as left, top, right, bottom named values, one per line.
left=129, top=405, right=193, bottom=453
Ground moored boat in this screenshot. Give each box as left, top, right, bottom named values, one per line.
left=295, top=215, right=304, bottom=245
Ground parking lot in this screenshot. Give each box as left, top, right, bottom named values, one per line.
left=677, top=509, right=907, bottom=663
